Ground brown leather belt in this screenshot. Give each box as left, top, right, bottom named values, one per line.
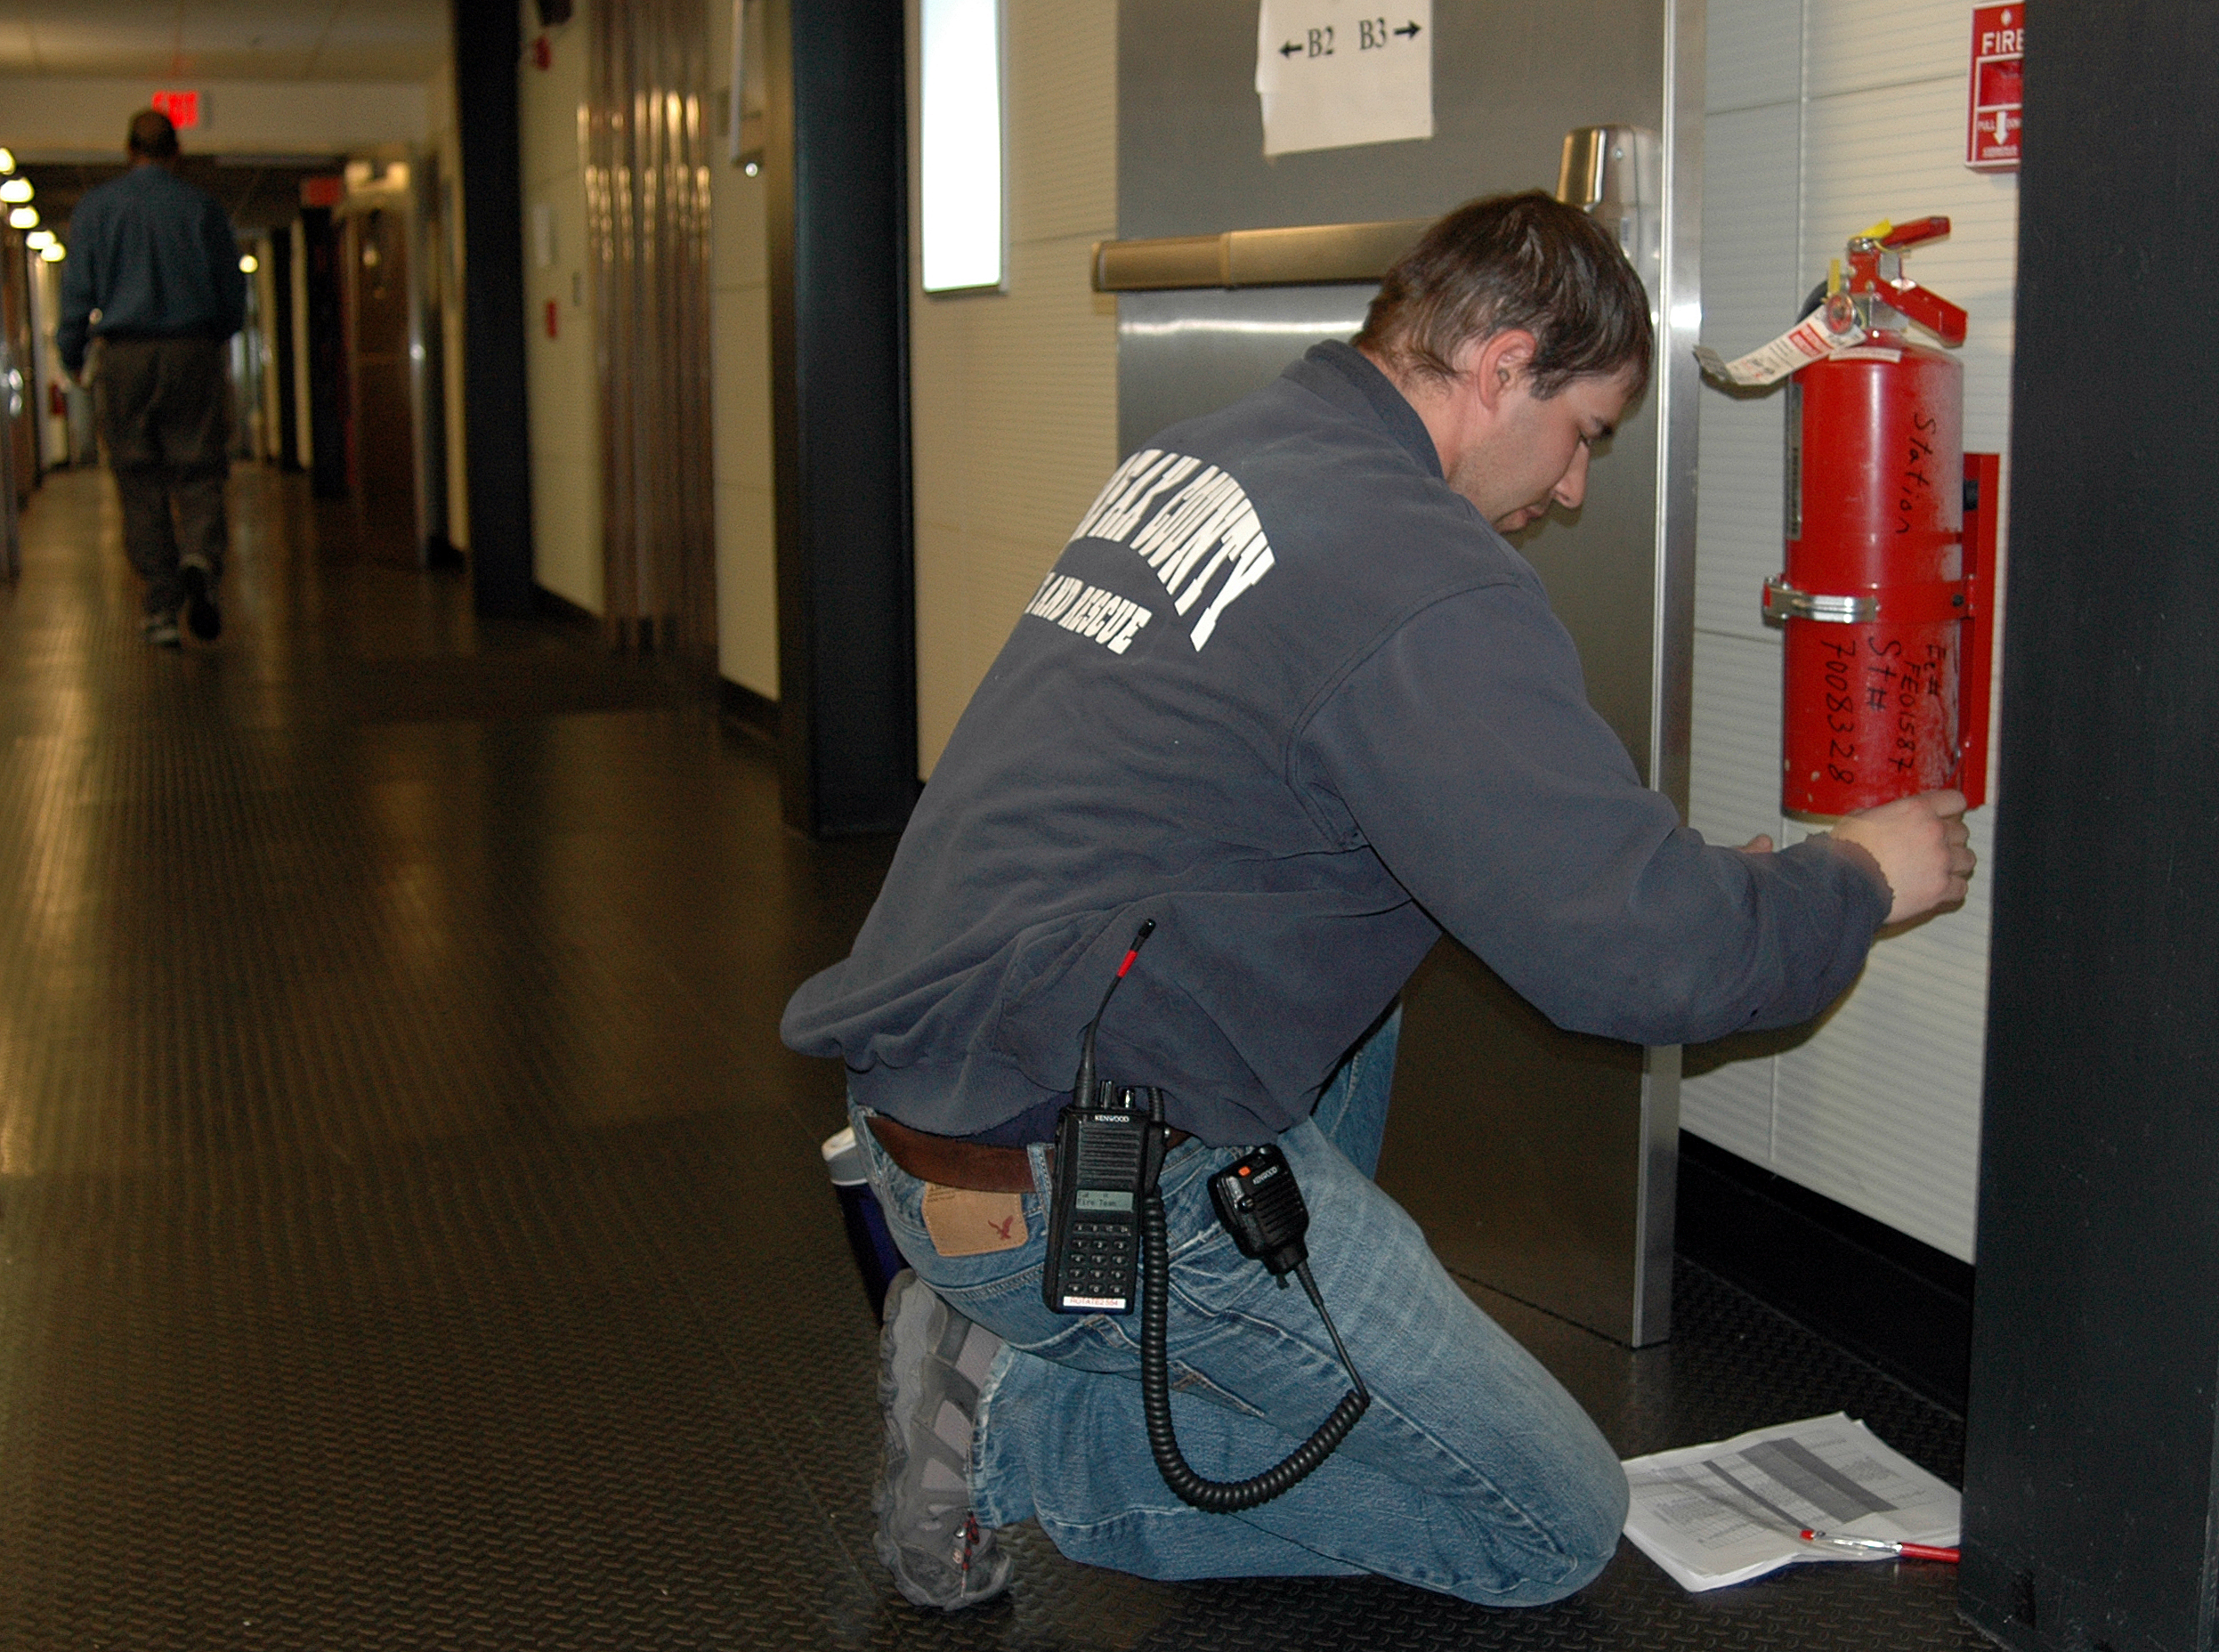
left=867, top=1113, right=1188, bottom=1194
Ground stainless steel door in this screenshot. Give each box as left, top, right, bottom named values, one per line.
left=1114, top=0, right=1702, bottom=1345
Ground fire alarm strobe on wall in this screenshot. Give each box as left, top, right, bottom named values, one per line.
left=1967, top=4, right=2023, bottom=172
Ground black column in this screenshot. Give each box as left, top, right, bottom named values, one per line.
left=301, top=206, right=348, bottom=502
left=451, top=0, right=536, bottom=617
left=1962, top=4, right=2219, bottom=1649
left=766, top=0, right=919, bottom=837
left=268, top=225, right=299, bottom=473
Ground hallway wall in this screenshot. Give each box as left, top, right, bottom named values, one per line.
left=0, top=76, right=433, bottom=153
left=517, top=2, right=603, bottom=616
left=707, top=0, right=778, bottom=702
left=904, top=0, right=1120, bottom=774
left=1685, top=0, right=2019, bottom=1261
left=432, top=57, right=471, bottom=556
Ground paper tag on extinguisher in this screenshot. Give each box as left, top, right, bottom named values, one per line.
left=1695, top=298, right=1868, bottom=387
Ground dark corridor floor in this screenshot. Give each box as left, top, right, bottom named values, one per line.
left=0, top=466, right=1988, bottom=1650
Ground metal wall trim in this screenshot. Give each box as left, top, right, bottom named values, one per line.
left=1628, top=0, right=1707, bottom=1352
left=1090, top=218, right=1431, bottom=293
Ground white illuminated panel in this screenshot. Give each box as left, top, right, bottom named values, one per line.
left=920, top=0, right=1004, bottom=293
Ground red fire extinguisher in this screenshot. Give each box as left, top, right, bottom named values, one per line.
left=1763, top=217, right=1996, bottom=819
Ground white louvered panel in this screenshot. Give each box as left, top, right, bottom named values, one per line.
left=1683, top=1054, right=1777, bottom=1165
left=1684, top=0, right=2014, bottom=1261
left=1766, top=835, right=1995, bottom=1259
left=1693, top=416, right=1790, bottom=643
left=1705, top=0, right=1802, bottom=113
left=1806, top=0, right=1982, bottom=100
left=1702, top=104, right=1804, bottom=337
left=1692, top=401, right=1788, bottom=644
left=1694, top=104, right=1799, bottom=644
left=1689, top=628, right=1784, bottom=850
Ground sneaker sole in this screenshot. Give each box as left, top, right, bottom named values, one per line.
left=876, top=1274, right=1012, bottom=1610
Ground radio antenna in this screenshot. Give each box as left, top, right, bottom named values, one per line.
left=1073, top=919, right=1155, bottom=1105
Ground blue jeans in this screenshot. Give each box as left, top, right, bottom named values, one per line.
left=849, top=1011, right=1629, bottom=1606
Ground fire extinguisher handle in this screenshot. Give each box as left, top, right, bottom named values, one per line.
left=1881, top=215, right=1952, bottom=250
left=1885, top=279, right=1969, bottom=347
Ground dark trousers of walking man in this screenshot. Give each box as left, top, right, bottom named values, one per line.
left=95, top=337, right=229, bottom=639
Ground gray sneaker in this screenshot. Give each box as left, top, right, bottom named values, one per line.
left=143, top=611, right=182, bottom=648
left=874, top=1271, right=1012, bottom=1610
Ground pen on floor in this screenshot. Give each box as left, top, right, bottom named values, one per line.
left=1800, top=1529, right=1960, bottom=1563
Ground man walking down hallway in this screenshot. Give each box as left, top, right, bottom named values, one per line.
left=58, top=108, right=246, bottom=648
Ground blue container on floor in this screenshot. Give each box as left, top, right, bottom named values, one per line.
left=822, top=1126, right=907, bottom=1321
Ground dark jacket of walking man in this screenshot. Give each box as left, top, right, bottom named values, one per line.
left=58, top=109, right=246, bottom=647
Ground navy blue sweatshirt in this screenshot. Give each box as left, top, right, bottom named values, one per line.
left=782, top=343, right=1889, bottom=1146
left=58, top=163, right=246, bottom=373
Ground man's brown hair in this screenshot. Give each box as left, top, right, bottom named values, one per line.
left=1354, top=190, right=1652, bottom=400
left=128, top=109, right=180, bottom=161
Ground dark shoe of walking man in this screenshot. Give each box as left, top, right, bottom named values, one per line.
left=57, top=108, right=245, bottom=645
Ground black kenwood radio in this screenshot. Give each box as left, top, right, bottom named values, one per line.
left=1041, top=1088, right=1151, bottom=1314
left=1039, top=918, right=1369, bottom=1514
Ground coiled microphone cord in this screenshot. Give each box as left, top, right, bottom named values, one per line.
left=1137, top=1171, right=1370, bottom=1511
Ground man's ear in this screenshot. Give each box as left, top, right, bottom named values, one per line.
left=1465, top=329, right=1539, bottom=413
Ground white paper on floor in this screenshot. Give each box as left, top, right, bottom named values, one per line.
left=1621, top=1412, right=1961, bottom=1591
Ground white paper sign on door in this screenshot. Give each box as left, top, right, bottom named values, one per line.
left=1255, top=1, right=1433, bottom=158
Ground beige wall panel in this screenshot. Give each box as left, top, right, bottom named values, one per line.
left=531, top=427, right=605, bottom=613
left=708, top=0, right=777, bottom=695
left=907, top=0, right=1118, bottom=776
left=520, top=0, right=601, bottom=612
left=711, top=279, right=774, bottom=498
left=949, top=241, right=1121, bottom=555
left=710, top=174, right=770, bottom=292
left=1004, top=0, right=1119, bottom=241
left=518, top=11, right=588, bottom=191
left=913, top=519, right=974, bottom=761
left=917, top=522, right=1058, bottom=763
left=909, top=317, right=975, bottom=531
left=714, top=482, right=779, bottom=697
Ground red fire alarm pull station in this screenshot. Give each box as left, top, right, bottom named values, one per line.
left=1967, top=4, right=2023, bottom=172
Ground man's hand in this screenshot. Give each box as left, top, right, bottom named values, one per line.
left=1830, top=790, right=1975, bottom=925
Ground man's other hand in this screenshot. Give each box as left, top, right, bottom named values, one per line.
left=1831, top=790, right=1975, bottom=925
